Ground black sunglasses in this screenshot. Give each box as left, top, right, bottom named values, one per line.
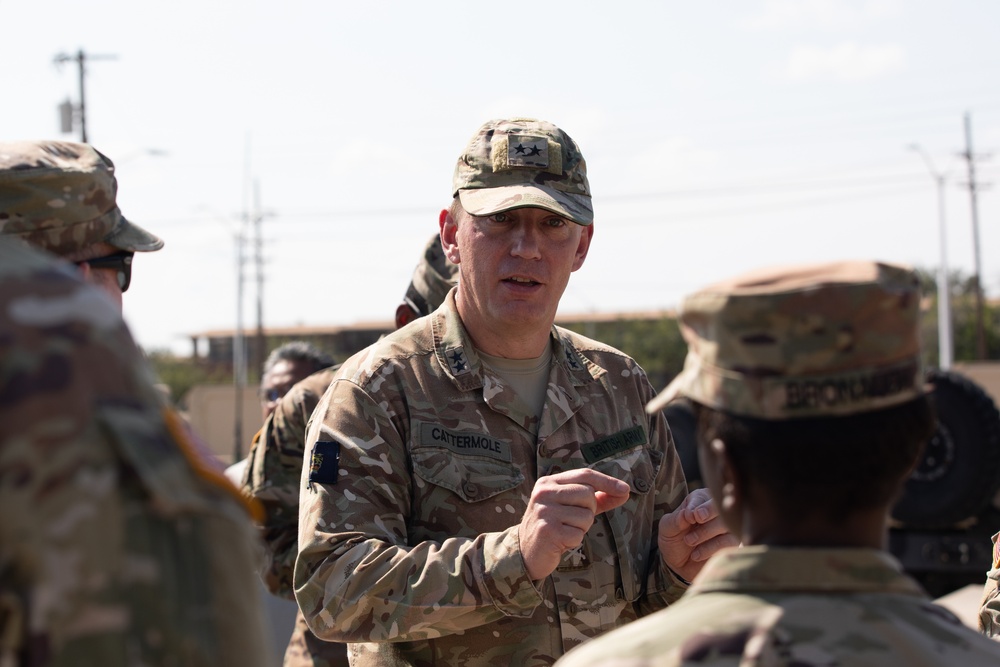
left=77, top=251, right=134, bottom=292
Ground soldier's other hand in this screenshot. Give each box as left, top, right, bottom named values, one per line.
left=518, top=469, right=630, bottom=582
left=657, top=488, right=737, bottom=583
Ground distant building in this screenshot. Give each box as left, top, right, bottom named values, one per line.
left=187, top=309, right=680, bottom=386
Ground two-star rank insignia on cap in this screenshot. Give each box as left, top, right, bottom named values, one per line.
left=506, top=134, right=549, bottom=169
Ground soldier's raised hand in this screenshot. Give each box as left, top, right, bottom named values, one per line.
left=518, top=469, right=631, bottom=581
left=657, top=487, right=738, bottom=583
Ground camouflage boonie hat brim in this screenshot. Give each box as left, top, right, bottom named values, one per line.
left=647, top=260, right=925, bottom=420
left=453, top=118, right=593, bottom=226
left=0, top=140, right=163, bottom=255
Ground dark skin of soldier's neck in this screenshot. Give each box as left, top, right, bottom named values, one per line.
left=700, top=437, right=889, bottom=550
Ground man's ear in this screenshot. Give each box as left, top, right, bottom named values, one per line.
left=439, top=208, right=460, bottom=264
left=571, top=223, right=594, bottom=272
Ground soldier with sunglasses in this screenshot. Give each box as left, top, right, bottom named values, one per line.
left=0, top=140, right=163, bottom=312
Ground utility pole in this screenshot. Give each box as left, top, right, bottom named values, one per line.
left=233, top=135, right=253, bottom=464
left=53, top=49, right=117, bottom=143
left=909, top=144, right=953, bottom=369
left=233, top=218, right=248, bottom=463
left=253, top=179, right=267, bottom=381
left=959, top=111, right=990, bottom=359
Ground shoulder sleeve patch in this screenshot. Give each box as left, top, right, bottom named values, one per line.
left=308, top=440, right=341, bottom=486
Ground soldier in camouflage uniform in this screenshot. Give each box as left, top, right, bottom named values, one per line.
left=0, top=140, right=164, bottom=312
left=294, top=118, right=736, bottom=666
left=977, top=534, right=1000, bottom=637
left=557, top=260, right=1000, bottom=667
left=242, top=236, right=458, bottom=667
left=0, top=141, right=270, bottom=666
left=394, top=232, right=459, bottom=329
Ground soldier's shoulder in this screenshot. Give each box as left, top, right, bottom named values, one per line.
left=555, top=325, right=645, bottom=376
left=334, top=321, right=436, bottom=388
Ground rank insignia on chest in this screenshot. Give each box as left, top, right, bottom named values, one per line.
left=308, top=440, right=341, bottom=486
left=446, top=346, right=470, bottom=376
left=557, top=541, right=591, bottom=572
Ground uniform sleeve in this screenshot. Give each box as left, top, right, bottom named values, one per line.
left=243, top=385, right=318, bottom=599
left=978, top=532, right=1000, bottom=638
left=294, top=378, right=543, bottom=643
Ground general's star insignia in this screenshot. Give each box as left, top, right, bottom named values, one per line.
left=447, top=348, right=470, bottom=375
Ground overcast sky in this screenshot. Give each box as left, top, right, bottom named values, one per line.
left=3, top=0, right=998, bottom=355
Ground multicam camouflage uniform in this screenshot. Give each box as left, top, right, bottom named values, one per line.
left=977, top=531, right=1000, bottom=637
left=0, top=237, right=270, bottom=666
left=559, top=260, right=1000, bottom=667
left=295, top=289, right=690, bottom=666
left=557, top=546, right=1000, bottom=667
left=242, top=366, right=347, bottom=667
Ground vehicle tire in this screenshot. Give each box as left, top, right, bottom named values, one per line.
left=891, top=368, right=1000, bottom=529
left=661, top=398, right=701, bottom=488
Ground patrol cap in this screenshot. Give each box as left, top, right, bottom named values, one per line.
left=453, top=117, right=593, bottom=226
left=647, top=260, right=925, bottom=420
left=0, top=140, right=163, bottom=256
left=403, top=233, right=458, bottom=317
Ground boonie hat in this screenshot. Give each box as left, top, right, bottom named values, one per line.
left=453, top=117, right=593, bottom=226
left=0, top=140, right=163, bottom=256
left=403, top=233, right=458, bottom=317
left=647, top=260, right=925, bottom=419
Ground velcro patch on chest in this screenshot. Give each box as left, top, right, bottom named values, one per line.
left=418, top=422, right=511, bottom=462
left=308, top=440, right=341, bottom=485
left=581, top=425, right=648, bottom=464
left=557, top=540, right=591, bottom=572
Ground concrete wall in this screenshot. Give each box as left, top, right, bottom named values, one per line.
left=184, top=384, right=263, bottom=465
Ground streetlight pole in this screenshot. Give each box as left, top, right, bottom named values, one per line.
left=909, top=144, right=953, bottom=369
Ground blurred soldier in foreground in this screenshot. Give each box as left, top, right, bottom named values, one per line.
left=294, top=117, right=734, bottom=666
left=978, top=537, right=1000, bottom=636
left=0, top=140, right=270, bottom=666
left=557, top=260, right=1000, bottom=667
left=242, top=235, right=456, bottom=667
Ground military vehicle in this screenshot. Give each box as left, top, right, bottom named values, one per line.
left=662, top=368, right=1000, bottom=598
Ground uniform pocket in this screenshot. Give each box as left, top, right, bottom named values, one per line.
left=591, top=445, right=660, bottom=601
left=412, top=447, right=524, bottom=502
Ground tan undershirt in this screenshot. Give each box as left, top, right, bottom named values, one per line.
left=479, top=346, right=553, bottom=420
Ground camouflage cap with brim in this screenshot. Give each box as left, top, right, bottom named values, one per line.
left=0, top=140, right=163, bottom=256
left=646, top=260, right=925, bottom=420
left=453, top=118, right=593, bottom=226
left=404, top=233, right=459, bottom=317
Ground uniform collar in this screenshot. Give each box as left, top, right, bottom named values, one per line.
left=431, top=287, right=602, bottom=392
left=689, top=545, right=926, bottom=597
